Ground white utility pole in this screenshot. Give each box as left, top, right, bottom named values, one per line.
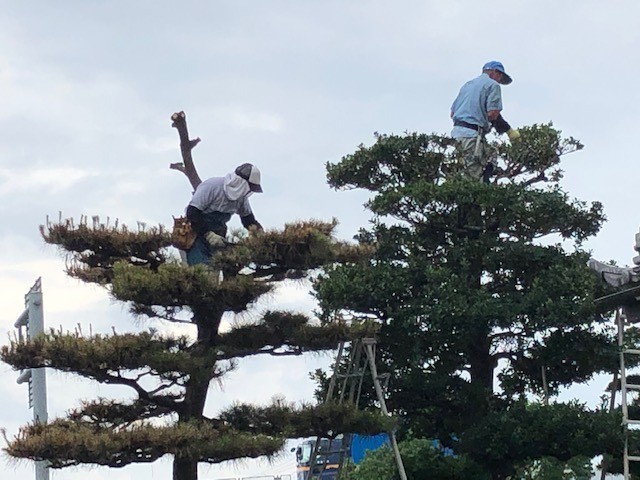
left=14, top=277, right=49, bottom=480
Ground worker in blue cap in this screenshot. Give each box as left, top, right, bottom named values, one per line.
left=450, top=61, right=520, bottom=182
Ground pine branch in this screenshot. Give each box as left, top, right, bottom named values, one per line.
left=111, top=261, right=273, bottom=315
left=0, top=331, right=207, bottom=387
left=218, top=400, right=396, bottom=438
left=40, top=219, right=171, bottom=284
left=68, top=398, right=176, bottom=427
left=214, top=219, right=374, bottom=276
left=216, top=311, right=379, bottom=360
left=6, top=420, right=283, bottom=468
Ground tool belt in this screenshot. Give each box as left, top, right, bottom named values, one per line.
left=453, top=120, right=486, bottom=134
left=171, top=216, right=197, bottom=250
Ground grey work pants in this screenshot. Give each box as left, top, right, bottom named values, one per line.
left=454, top=135, right=488, bottom=180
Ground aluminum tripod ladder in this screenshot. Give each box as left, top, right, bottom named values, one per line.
left=306, top=338, right=407, bottom=480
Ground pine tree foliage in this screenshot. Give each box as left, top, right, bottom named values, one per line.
left=2, top=217, right=388, bottom=478
left=3, top=401, right=395, bottom=469
left=315, top=124, right=633, bottom=478
left=5, top=419, right=284, bottom=468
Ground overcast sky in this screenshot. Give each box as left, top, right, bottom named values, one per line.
left=1, top=1, right=638, bottom=479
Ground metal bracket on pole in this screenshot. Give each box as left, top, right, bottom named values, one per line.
left=17, top=369, right=32, bottom=384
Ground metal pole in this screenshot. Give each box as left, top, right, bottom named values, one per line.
left=362, top=339, right=408, bottom=480
left=15, top=278, right=49, bottom=480
left=325, top=341, right=345, bottom=402
left=27, top=281, right=48, bottom=425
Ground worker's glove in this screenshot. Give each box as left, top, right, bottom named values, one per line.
left=205, top=231, right=226, bottom=247
left=507, top=128, right=521, bottom=142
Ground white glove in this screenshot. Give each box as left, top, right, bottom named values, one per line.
left=205, top=231, right=226, bottom=247
left=507, top=128, right=521, bottom=142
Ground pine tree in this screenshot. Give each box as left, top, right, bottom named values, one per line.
left=314, top=124, right=629, bottom=478
left=1, top=113, right=392, bottom=480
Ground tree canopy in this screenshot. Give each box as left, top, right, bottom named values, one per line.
left=315, top=125, right=634, bottom=478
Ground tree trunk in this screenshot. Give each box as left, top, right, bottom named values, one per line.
left=172, top=375, right=210, bottom=480
left=174, top=456, right=199, bottom=480
left=468, top=290, right=494, bottom=406
left=466, top=228, right=494, bottom=405
left=171, top=313, right=222, bottom=480
left=469, top=338, right=494, bottom=392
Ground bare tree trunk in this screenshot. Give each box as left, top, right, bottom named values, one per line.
left=171, top=111, right=203, bottom=190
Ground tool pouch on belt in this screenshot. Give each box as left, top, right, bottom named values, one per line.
left=472, top=133, right=484, bottom=163
left=171, top=215, right=197, bottom=250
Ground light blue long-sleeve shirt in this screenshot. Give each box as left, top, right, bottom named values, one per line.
left=451, top=73, right=502, bottom=138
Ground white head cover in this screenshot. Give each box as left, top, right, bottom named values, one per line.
left=235, top=163, right=263, bottom=193
left=223, top=172, right=251, bottom=201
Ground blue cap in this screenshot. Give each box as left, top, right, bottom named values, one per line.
left=482, top=61, right=512, bottom=85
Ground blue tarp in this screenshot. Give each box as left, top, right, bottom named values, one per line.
left=350, top=434, right=390, bottom=464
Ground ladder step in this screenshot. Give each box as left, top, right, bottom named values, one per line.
left=624, top=349, right=640, bottom=355
left=624, top=419, right=640, bottom=426
left=335, top=373, right=365, bottom=378
left=628, top=455, right=640, bottom=462
left=627, top=384, right=640, bottom=390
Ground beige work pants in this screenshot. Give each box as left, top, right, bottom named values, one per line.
left=454, top=135, right=488, bottom=180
